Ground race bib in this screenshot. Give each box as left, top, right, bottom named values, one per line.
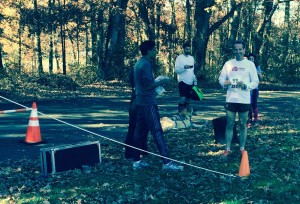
left=231, top=78, right=239, bottom=89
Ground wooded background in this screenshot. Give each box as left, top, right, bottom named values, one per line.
left=0, top=0, right=299, bottom=87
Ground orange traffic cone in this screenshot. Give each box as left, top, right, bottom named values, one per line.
left=22, top=102, right=44, bottom=144
left=238, top=150, right=250, bottom=177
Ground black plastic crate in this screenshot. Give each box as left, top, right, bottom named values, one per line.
left=212, top=116, right=239, bottom=144
left=40, top=141, right=101, bottom=176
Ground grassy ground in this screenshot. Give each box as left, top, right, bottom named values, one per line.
left=0, top=82, right=299, bottom=204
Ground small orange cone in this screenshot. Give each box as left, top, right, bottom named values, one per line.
left=238, top=150, right=250, bottom=177
left=22, top=102, right=44, bottom=144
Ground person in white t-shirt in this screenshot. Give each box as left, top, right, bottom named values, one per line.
left=175, top=41, right=197, bottom=114
left=218, top=40, right=259, bottom=156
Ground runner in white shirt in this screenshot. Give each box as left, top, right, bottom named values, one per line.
left=175, top=41, right=197, bottom=114
left=218, top=40, right=259, bottom=156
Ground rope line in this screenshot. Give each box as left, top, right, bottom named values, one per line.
left=0, top=95, right=236, bottom=178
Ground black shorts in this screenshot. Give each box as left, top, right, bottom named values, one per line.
left=224, top=103, right=250, bottom=113
left=178, top=81, right=193, bottom=97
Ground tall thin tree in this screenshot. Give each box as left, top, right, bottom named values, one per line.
left=33, top=0, right=44, bottom=76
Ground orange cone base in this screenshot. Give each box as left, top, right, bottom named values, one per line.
left=20, top=127, right=46, bottom=145
left=238, top=151, right=250, bottom=177
left=20, top=140, right=46, bottom=145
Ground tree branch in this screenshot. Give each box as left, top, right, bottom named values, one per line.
left=207, top=3, right=243, bottom=37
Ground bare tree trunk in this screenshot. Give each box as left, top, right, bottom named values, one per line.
left=193, top=0, right=213, bottom=76
left=253, top=0, right=279, bottom=59
left=18, top=19, right=22, bottom=73
left=68, top=33, right=77, bottom=62
left=138, top=0, right=155, bottom=40
left=54, top=39, right=61, bottom=72
left=107, top=0, right=122, bottom=60
left=168, top=0, right=176, bottom=78
left=58, top=0, right=67, bottom=75
left=115, top=0, right=128, bottom=79
left=33, top=0, right=44, bottom=76
left=85, top=26, right=89, bottom=66
left=0, top=45, right=6, bottom=77
left=282, top=0, right=296, bottom=82
left=185, top=0, right=192, bottom=41
left=104, top=0, right=129, bottom=80
left=75, top=1, right=80, bottom=65
left=0, top=12, right=4, bottom=76
left=228, top=1, right=240, bottom=43
left=282, top=0, right=290, bottom=57
left=244, top=1, right=256, bottom=51
left=49, top=33, right=54, bottom=74
left=156, top=3, right=161, bottom=52
left=193, top=0, right=242, bottom=77
left=61, top=24, right=66, bottom=75
left=90, top=2, right=98, bottom=67
left=48, top=0, right=54, bottom=74
left=76, top=28, right=80, bottom=65
left=97, top=8, right=104, bottom=80
left=130, top=6, right=142, bottom=44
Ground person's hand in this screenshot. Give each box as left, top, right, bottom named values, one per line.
left=193, top=76, right=197, bottom=85
left=160, top=78, right=171, bottom=85
left=223, top=80, right=231, bottom=88
left=237, top=81, right=247, bottom=90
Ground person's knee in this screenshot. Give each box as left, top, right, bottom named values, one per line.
left=226, top=116, right=235, bottom=128
left=226, top=120, right=235, bottom=128
left=238, top=113, right=248, bottom=127
left=226, top=111, right=236, bottom=128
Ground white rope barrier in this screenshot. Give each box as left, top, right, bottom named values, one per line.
left=0, top=95, right=236, bottom=178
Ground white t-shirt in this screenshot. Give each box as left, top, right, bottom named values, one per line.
left=175, top=54, right=196, bottom=85
left=219, top=58, right=259, bottom=104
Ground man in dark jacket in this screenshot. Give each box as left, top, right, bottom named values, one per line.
left=132, top=40, right=184, bottom=171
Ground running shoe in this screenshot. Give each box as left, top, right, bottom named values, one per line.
left=162, top=161, right=184, bottom=171
left=133, top=160, right=150, bottom=170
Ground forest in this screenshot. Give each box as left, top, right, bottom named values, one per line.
left=0, top=0, right=299, bottom=90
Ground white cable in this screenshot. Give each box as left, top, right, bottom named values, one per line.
left=0, top=95, right=236, bottom=178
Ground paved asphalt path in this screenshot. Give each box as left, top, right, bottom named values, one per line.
left=0, top=90, right=298, bottom=163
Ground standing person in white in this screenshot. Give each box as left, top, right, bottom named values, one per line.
left=175, top=41, right=197, bottom=114
left=218, top=40, right=259, bottom=156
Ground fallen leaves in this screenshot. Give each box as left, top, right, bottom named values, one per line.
left=0, top=82, right=299, bottom=203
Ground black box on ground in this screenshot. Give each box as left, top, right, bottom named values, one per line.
left=40, top=141, right=101, bottom=176
left=212, top=116, right=239, bottom=144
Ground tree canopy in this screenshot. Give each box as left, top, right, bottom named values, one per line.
left=0, top=0, right=299, bottom=84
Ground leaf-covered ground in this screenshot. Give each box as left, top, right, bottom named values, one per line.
left=0, top=81, right=299, bottom=204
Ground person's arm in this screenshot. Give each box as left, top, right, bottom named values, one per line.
left=257, top=66, right=263, bottom=81
left=218, top=65, right=231, bottom=88
left=141, top=64, right=171, bottom=91
left=145, top=78, right=171, bottom=90
left=175, top=56, right=186, bottom=74
left=238, top=64, right=259, bottom=90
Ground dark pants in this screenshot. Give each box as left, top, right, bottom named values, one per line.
left=178, top=81, right=193, bottom=98
left=250, top=89, right=259, bottom=110
left=124, top=99, right=148, bottom=159
left=133, top=104, right=170, bottom=164
left=249, top=89, right=259, bottom=121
